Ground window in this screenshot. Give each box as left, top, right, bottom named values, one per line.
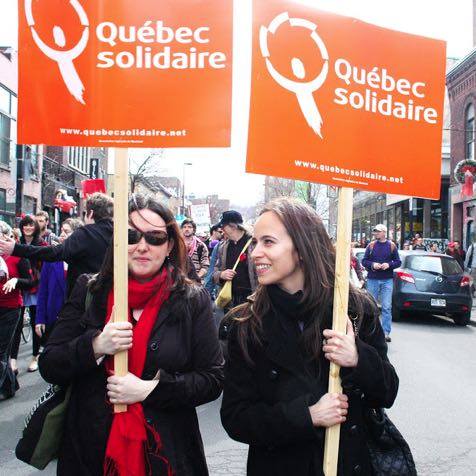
left=466, top=104, right=475, bottom=160
left=0, top=87, right=10, bottom=114
left=406, top=255, right=461, bottom=276
left=68, top=147, right=90, bottom=174
left=0, top=188, right=13, bottom=226
left=23, top=196, right=37, bottom=215
left=0, top=189, right=6, bottom=210
left=25, top=145, right=40, bottom=179
left=0, top=85, right=16, bottom=118
left=0, top=113, right=11, bottom=167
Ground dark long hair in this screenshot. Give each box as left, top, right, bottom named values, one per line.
left=232, top=197, right=376, bottom=364
left=90, top=194, right=189, bottom=294
left=19, top=215, right=41, bottom=244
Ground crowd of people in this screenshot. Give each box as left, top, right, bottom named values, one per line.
left=0, top=193, right=407, bottom=475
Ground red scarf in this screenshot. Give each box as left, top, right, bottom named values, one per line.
left=104, top=268, right=174, bottom=476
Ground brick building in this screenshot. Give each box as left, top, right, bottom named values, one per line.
left=0, top=47, right=42, bottom=224
left=42, top=145, right=108, bottom=227
left=447, top=49, right=476, bottom=248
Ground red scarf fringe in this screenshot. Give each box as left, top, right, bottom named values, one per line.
left=103, top=268, right=174, bottom=476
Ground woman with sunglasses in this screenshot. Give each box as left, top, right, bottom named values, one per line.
left=39, top=195, right=224, bottom=476
left=220, top=198, right=399, bottom=476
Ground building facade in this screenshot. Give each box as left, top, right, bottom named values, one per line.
left=446, top=48, right=476, bottom=250
left=0, top=48, right=42, bottom=224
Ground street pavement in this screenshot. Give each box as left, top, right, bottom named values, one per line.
left=1, top=306, right=476, bottom=475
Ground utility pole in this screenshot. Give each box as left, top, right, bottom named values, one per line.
left=15, top=144, right=24, bottom=217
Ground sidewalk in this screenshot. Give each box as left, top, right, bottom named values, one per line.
left=470, top=299, right=476, bottom=327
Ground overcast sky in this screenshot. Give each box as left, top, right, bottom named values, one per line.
left=1, top=0, right=473, bottom=205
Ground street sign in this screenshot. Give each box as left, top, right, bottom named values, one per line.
left=90, top=158, right=99, bottom=179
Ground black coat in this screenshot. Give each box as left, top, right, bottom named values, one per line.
left=220, top=300, right=399, bottom=476
left=39, top=274, right=224, bottom=476
left=13, top=219, right=113, bottom=296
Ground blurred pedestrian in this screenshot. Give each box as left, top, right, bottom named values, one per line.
left=0, top=193, right=113, bottom=297
left=350, top=251, right=365, bottom=288
left=446, top=242, right=464, bottom=269
left=412, top=237, right=427, bottom=251
left=35, top=210, right=60, bottom=245
left=181, top=218, right=209, bottom=281
left=213, top=210, right=256, bottom=307
left=13, top=215, right=47, bottom=372
left=362, top=224, right=401, bottom=342
left=35, top=218, right=84, bottom=346
left=0, top=221, right=33, bottom=398
left=454, top=240, right=466, bottom=263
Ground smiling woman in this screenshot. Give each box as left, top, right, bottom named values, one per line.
left=39, top=194, right=224, bottom=476
left=220, top=197, right=400, bottom=476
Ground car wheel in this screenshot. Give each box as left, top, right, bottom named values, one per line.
left=392, top=305, right=401, bottom=322
left=453, top=311, right=471, bottom=326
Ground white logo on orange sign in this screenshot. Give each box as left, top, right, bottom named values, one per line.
left=25, top=0, right=89, bottom=105
left=260, top=12, right=329, bottom=138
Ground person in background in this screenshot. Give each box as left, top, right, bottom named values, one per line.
left=412, top=237, right=427, bottom=251
left=39, top=195, right=223, bottom=475
left=454, top=240, right=466, bottom=264
left=213, top=210, right=257, bottom=308
left=411, top=233, right=422, bottom=248
left=0, top=192, right=113, bottom=298
left=204, top=224, right=224, bottom=301
left=429, top=242, right=439, bottom=253
left=35, top=210, right=60, bottom=245
left=0, top=221, right=33, bottom=398
left=350, top=251, right=365, bottom=288
left=206, top=224, right=224, bottom=256
left=362, top=224, right=401, bottom=343
left=358, top=237, right=369, bottom=248
left=402, top=241, right=411, bottom=250
left=446, top=242, right=465, bottom=269
left=220, top=198, right=398, bottom=476
left=13, top=215, right=47, bottom=373
left=181, top=218, right=210, bottom=281
left=35, top=218, right=84, bottom=346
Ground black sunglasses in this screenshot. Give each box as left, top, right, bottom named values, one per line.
left=128, top=228, right=168, bottom=246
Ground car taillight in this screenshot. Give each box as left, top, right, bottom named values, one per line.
left=460, top=276, right=471, bottom=287
left=396, top=271, right=415, bottom=284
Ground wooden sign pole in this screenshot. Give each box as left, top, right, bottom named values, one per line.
left=323, top=186, right=354, bottom=475
left=113, top=148, right=129, bottom=413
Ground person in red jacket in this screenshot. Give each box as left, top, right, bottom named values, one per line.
left=0, top=221, right=33, bottom=399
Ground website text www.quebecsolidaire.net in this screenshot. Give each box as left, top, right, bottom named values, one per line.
left=59, top=127, right=187, bottom=144
left=294, top=160, right=404, bottom=186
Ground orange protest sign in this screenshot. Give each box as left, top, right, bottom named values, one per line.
left=18, top=0, right=233, bottom=148
left=246, top=1, right=447, bottom=199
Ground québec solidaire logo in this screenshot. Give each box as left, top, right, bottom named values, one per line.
left=260, top=12, right=329, bottom=139
left=25, top=0, right=89, bottom=105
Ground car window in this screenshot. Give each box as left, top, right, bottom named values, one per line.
left=406, top=255, right=461, bottom=275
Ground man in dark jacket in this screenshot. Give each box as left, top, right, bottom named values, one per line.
left=362, top=224, right=401, bottom=343
left=0, top=193, right=113, bottom=297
